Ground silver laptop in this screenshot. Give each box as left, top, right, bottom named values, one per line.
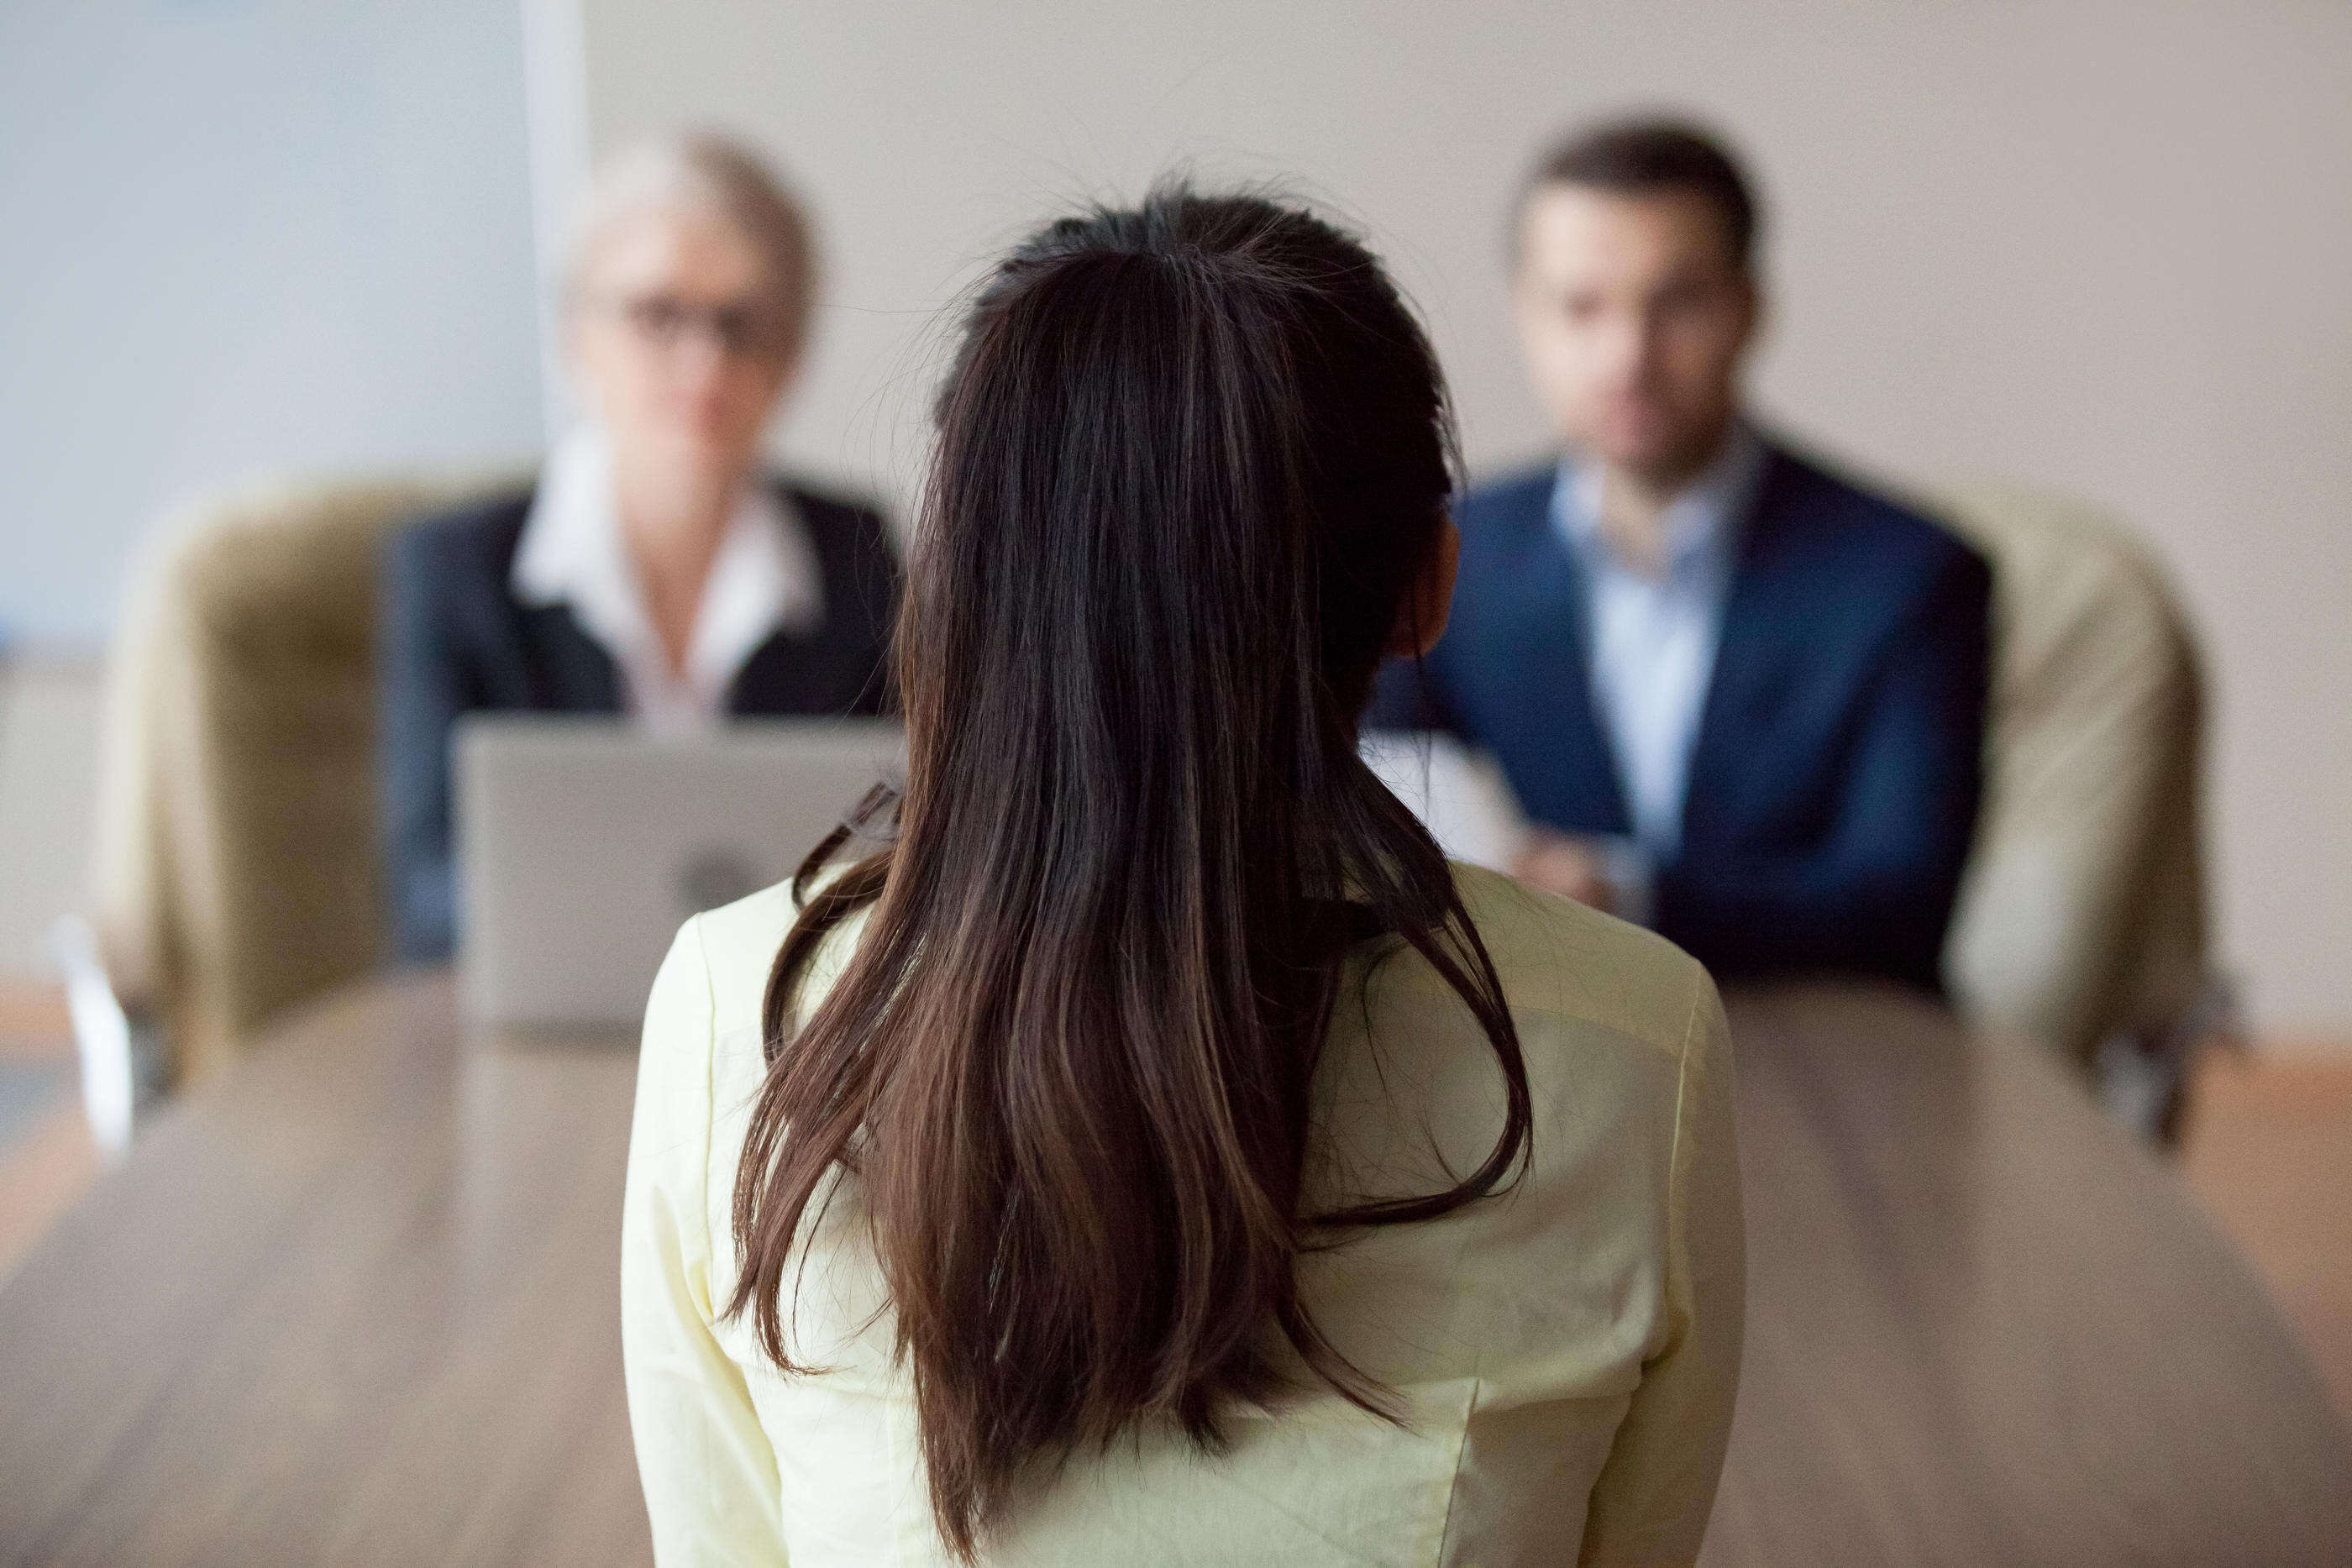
left=454, top=716, right=903, bottom=1029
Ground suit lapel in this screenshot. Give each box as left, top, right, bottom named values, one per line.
left=517, top=602, right=624, bottom=712
left=727, top=485, right=853, bottom=715
left=1683, top=448, right=1809, bottom=847
left=1478, top=478, right=1630, bottom=833
left=728, top=625, right=822, bottom=711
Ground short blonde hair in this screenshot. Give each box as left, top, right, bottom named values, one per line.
left=566, top=132, right=818, bottom=360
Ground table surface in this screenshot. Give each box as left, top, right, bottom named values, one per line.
left=1, top=973, right=2346, bottom=1566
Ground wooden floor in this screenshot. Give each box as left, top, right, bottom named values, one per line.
left=2179, top=1046, right=2352, bottom=1415
left=2, top=978, right=2349, bottom=1422
left=0, top=984, right=97, bottom=1285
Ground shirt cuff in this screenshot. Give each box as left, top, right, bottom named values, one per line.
left=1593, top=836, right=1657, bottom=928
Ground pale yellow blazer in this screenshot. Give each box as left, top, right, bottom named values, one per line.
left=622, top=863, right=1743, bottom=1565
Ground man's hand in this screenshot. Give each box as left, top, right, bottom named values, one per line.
left=1511, top=828, right=1619, bottom=912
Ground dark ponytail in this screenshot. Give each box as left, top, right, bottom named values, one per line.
left=727, top=186, right=1530, bottom=1557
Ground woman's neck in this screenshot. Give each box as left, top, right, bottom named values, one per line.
left=612, top=454, right=738, bottom=679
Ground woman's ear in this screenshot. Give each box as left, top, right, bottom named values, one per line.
left=1385, top=516, right=1460, bottom=658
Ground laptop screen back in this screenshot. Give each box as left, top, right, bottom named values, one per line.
left=454, top=716, right=902, bottom=1028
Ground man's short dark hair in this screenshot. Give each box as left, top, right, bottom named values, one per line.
left=1517, top=117, right=1759, bottom=269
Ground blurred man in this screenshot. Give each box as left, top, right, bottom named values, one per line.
left=1372, top=118, right=1990, bottom=991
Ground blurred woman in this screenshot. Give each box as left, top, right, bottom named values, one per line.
left=622, top=186, right=1742, bottom=1566
left=380, top=134, right=898, bottom=962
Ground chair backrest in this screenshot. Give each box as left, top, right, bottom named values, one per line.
left=1927, top=480, right=2212, bottom=1067
left=92, top=474, right=522, bottom=1084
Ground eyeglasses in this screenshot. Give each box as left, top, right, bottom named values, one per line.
left=599, top=292, right=790, bottom=359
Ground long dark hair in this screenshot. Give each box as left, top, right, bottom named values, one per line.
left=727, top=186, right=1531, bottom=1557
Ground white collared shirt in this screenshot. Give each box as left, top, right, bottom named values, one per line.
left=1552, top=425, right=1766, bottom=911
left=511, top=428, right=826, bottom=736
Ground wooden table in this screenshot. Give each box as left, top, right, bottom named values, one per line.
left=1700, top=985, right=2352, bottom=1565
left=1, top=975, right=2346, bottom=1565
left=0, top=974, right=647, bottom=1568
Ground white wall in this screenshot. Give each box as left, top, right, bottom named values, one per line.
left=573, top=0, right=2352, bottom=1039
left=0, top=0, right=546, bottom=650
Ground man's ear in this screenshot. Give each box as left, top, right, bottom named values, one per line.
left=1386, top=516, right=1460, bottom=658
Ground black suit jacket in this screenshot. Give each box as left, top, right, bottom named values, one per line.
left=1368, top=440, right=1991, bottom=993
left=379, top=480, right=900, bottom=962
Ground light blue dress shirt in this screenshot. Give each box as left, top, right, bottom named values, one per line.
left=1552, top=426, right=1767, bottom=920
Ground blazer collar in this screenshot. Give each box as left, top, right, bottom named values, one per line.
left=1469, top=478, right=1633, bottom=836
left=1551, top=422, right=1768, bottom=578
left=1505, top=430, right=1797, bottom=845
left=512, top=428, right=825, bottom=729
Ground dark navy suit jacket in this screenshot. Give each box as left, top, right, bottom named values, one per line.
left=379, top=480, right=900, bottom=963
left=1368, top=441, right=1991, bottom=993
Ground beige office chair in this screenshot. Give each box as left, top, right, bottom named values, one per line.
left=1928, top=480, right=2229, bottom=1138
left=90, top=473, right=521, bottom=1088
